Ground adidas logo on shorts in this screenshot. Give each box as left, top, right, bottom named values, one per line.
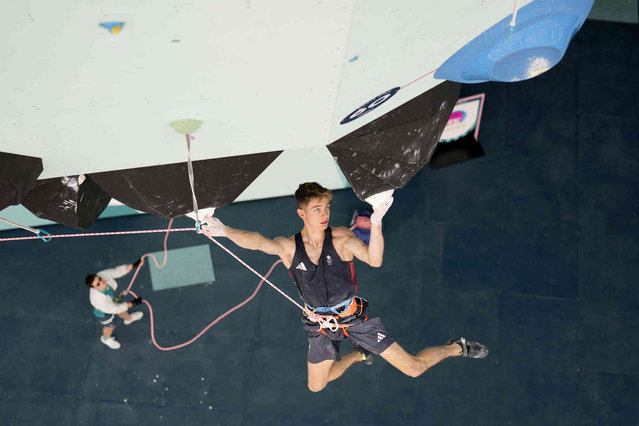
left=377, top=332, right=386, bottom=343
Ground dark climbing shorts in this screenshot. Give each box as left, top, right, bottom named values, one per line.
left=95, top=314, right=115, bottom=327
left=306, top=317, right=395, bottom=364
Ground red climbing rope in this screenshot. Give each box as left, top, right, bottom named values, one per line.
left=121, top=218, right=284, bottom=351
left=0, top=227, right=194, bottom=242
left=129, top=263, right=281, bottom=351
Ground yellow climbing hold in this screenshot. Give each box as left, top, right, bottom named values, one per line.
left=170, top=119, right=203, bottom=135
left=99, top=22, right=125, bottom=34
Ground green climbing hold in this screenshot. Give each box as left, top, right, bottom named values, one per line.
left=170, top=119, right=203, bottom=135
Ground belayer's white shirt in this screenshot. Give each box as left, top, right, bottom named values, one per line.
left=89, top=264, right=130, bottom=315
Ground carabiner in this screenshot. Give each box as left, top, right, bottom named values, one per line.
left=37, top=229, right=52, bottom=242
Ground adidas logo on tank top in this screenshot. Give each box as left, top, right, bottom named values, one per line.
left=295, top=262, right=307, bottom=271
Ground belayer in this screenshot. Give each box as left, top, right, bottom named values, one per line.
left=202, top=182, right=488, bottom=392
left=85, top=259, right=145, bottom=349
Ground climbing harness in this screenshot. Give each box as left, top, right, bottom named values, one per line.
left=306, top=297, right=357, bottom=315
left=305, top=296, right=369, bottom=335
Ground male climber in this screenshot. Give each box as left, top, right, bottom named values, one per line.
left=202, top=182, right=488, bottom=392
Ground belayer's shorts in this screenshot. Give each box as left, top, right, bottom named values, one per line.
left=95, top=314, right=115, bottom=327
left=306, top=316, right=395, bottom=364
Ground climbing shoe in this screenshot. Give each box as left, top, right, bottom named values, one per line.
left=448, top=337, right=489, bottom=359
left=353, top=343, right=374, bottom=365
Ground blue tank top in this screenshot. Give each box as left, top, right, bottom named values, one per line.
left=287, top=227, right=358, bottom=307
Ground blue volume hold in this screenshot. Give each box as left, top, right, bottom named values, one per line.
left=434, top=0, right=594, bottom=83
left=99, top=21, right=125, bottom=34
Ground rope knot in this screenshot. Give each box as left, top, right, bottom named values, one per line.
left=304, top=308, right=339, bottom=332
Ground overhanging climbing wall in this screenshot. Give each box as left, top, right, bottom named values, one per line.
left=21, top=175, right=111, bottom=230
left=328, top=81, right=461, bottom=200
left=0, top=151, right=43, bottom=211
left=90, top=151, right=282, bottom=218
left=0, top=0, right=593, bottom=229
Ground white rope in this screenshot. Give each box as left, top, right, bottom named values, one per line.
left=185, top=135, right=200, bottom=226
left=0, top=216, right=40, bottom=235
left=510, top=0, right=520, bottom=28
left=0, top=227, right=195, bottom=242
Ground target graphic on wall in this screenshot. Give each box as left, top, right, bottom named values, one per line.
left=339, top=66, right=439, bottom=125
left=340, top=87, right=400, bottom=124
